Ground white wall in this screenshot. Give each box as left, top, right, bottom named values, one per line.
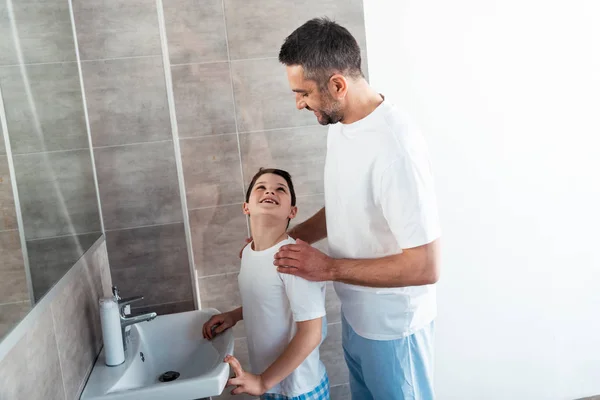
left=364, top=1, right=600, bottom=399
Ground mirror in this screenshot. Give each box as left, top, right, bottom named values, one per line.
left=0, top=0, right=102, bottom=340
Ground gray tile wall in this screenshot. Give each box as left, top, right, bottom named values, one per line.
left=2, top=1, right=365, bottom=397
left=26, top=232, right=101, bottom=302
left=0, top=144, right=28, bottom=340
left=72, top=0, right=194, bottom=313
left=0, top=237, right=112, bottom=400
left=0, top=0, right=104, bottom=305
left=163, top=1, right=368, bottom=397
left=0, top=0, right=76, bottom=66
left=0, top=63, right=88, bottom=154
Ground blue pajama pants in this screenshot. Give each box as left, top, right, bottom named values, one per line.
left=342, top=314, right=435, bottom=400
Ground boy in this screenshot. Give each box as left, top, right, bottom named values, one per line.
left=202, top=168, right=329, bottom=399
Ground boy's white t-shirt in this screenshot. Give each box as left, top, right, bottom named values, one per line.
left=238, top=237, right=327, bottom=397
left=325, top=100, right=441, bottom=341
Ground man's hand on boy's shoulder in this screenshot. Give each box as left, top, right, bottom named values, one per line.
left=274, top=239, right=336, bottom=282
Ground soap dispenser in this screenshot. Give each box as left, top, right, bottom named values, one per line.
left=99, top=295, right=125, bottom=366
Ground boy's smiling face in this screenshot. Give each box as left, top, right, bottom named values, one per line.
left=243, top=173, right=297, bottom=221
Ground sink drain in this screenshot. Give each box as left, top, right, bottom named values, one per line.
left=158, top=371, right=180, bottom=382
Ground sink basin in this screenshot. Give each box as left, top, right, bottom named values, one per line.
left=81, top=309, right=233, bottom=400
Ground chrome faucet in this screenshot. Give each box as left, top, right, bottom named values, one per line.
left=112, top=286, right=157, bottom=351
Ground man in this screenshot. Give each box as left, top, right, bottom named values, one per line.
left=274, top=18, right=441, bottom=400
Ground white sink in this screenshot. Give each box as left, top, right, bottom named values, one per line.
left=81, top=309, right=233, bottom=400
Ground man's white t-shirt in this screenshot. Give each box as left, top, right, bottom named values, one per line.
left=238, top=237, right=327, bottom=397
left=325, top=100, right=441, bottom=341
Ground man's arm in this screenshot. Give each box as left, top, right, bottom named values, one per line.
left=275, top=239, right=440, bottom=288
left=289, top=207, right=327, bottom=244
left=332, top=240, right=440, bottom=287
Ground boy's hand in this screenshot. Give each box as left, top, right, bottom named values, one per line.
left=225, top=355, right=267, bottom=396
left=239, top=237, right=252, bottom=258
left=202, top=312, right=236, bottom=340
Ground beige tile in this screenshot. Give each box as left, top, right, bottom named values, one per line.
left=190, top=205, right=247, bottom=277
left=216, top=391, right=258, bottom=400
left=291, top=194, right=324, bottom=229
left=108, top=223, right=194, bottom=307
left=325, top=282, right=341, bottom=324
left=197, top=272, right=246, bottom=338
left=231, top=58, right=318, bottom=132
left=321, top=322, right=348, bottom=386
left=86, top=240, right=113, bottom=301
left=0, top=125, right=5, bottom=155
left=0, top=301, right=31, bottom=340
left=82, top=57, right=171, bottom=147
left=0, top=155, right=18, bottom=231
left=0, top=230, right=27, bottom=304
left=290, top=194, right=329, bottom=254
left=0, top=307, right=66, bottom=399
left=215, top=391, right=257, bottom=400
left=362, top=51, right=370, bottom=82
left=0, top=0, right=76, bottom=65
left=223, top=0, right=367, bottom=60
left=172, top=62, right=237, bottom=138
left=164, top=0, right=228, bottom=64
left=330, top=383, right=351, bottom=400
left=181, top=135, right=243, bottom=209
left=73, top=0, right=161, bottom=60
left=198, top=272, right=241, bottom=312
left=51, top=263, right=104, bottom=400
left=233, top=337, right=252, bottom=371
left=240, top=127, right=327, bottom=196
left=94, top=141, right=183, bottom=230
left=232, top=320, right=247, bottom=339
left=0, top=63, right=88, bottom=154
left=312, top=238, right=330, bottom=256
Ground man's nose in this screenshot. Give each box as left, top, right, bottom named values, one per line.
left=295, top=95, right=306, bottom=110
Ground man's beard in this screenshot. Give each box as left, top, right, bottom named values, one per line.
left=312, top=97, right=343, bottom=125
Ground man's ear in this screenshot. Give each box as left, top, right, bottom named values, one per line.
left=242, top=202, right=250, bottom=215
left=328, top=74, right=348, bottom=99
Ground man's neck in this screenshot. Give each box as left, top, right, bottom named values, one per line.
left=340, top=79, right=384, bottom=125
left=250, top=217, right=289, bottom=251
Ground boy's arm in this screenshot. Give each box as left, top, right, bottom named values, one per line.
left=230, top=306, right=243, bottom=322
left=203, top=307, right=243, bottom=340
left=261, top=317, right=322, bottom=389
left=225, top=318, right=322, bottom=396
left=288, top=207, right=327, bottom=244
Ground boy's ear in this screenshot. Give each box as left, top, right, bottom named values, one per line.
left=242, top=203, right=250, bottom=215
left=288, top=206, right=298, bottom=220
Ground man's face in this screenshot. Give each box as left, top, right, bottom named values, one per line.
left=286, top=65, right=343, bottom=125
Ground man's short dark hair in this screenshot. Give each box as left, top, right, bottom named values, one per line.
left=245, top=168, right=297, bottom=207
left=279, top=17, right=363, bottom=90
